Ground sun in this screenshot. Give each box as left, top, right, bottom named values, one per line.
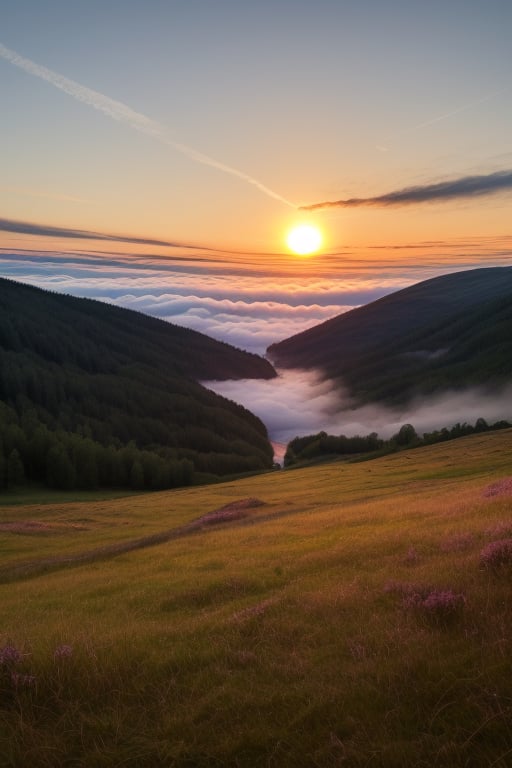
left=286, top=224, right=322, bottom=256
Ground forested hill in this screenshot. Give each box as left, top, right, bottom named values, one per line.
left=0, top=278, right=276, bottom=492
left=268, top=266, right=512, bottom=404
left=0, top=277, right=276, bottom=381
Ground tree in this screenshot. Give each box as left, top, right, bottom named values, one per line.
left=74, top=438, right=98, bottom=489
left=130, top=460, right=145, bottom=490
left=46, top=445, right=76, bottom=489
left=0, top=449, right=5, bottom=490
left=392, top=424, right=418, bottom=447
left=7, top=449, right=25, bottom=488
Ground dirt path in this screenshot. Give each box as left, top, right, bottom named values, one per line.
left=0, top=498, right=266, bottom=584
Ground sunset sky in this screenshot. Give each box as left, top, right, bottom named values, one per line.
left=1, top=0, right=512, bottom=353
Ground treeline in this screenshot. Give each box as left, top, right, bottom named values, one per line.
left=0, top=390, right=272, bottom=492
left=0, top=278, right=275, bottom=492
left=0, top=402, right=193, bottom=491
left=284, top=417, right=512, bottom=466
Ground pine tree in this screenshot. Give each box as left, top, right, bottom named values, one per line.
left=7, top=449, right=25, bottom=488
left=130, top=460, right=145, bottom=490
left=0, top=449, right=5, bottom=490
left=46, top=446, right=76, bottom=489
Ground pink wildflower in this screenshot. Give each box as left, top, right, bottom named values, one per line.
left=480, top=539, right=512, bottom=570
left=54, top=644, right=73, bottom=659
left=0, top=645, right=22, bottom=665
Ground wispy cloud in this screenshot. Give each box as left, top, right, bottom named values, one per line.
left=0, top=42, right=295, bottom=208
left=0, top=217, right=189, bottom=248
left=301, top=169, right=512, bottom=211
left=0, top=216, right=298, bottom=260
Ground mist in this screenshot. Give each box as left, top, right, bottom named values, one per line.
left=205, top=369, right=512, bottom=458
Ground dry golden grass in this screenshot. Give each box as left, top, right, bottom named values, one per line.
left=1, top=429, right=512, bottom=766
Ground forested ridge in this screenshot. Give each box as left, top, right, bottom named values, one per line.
left=0, top=278, right=276, bottom=491
left=284, top=418, right=512, bottom=466
left=269, top=267, right=512, bottom=404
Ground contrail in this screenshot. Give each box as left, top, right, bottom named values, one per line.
left=0, top=43, right=295, bottom=208
left=300, top=169, right=512, bottom=211
left=407, top=90, right=503, bottom=133
left=376, top=89, right=505, bottom=151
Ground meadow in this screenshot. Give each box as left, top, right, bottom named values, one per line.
left=1, top=429, right=512, bottom=766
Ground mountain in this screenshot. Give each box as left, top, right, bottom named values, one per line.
left=268, top=266, right=512, bottom=404
left=0, top=278, right=276, bottom=491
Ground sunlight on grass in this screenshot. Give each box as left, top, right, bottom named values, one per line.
left=1, top=430, right=512, bottom=765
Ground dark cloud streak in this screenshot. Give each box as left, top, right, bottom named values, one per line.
left=0, top=217, right=190, bottom=248
left=0, top=218, right=293, bottom=259
left=301, top=169, right=512, bottom=210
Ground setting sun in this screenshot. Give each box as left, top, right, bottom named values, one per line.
left=286, top=224, right=322, bottom=255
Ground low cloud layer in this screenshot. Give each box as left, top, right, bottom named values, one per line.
left=205, top=369, right=512, bottom=451
left=301, top=169, right=512, bottom=211
left=0, top=250, right=404, bottom=353
left=1, top=246, right=511, bottom=455
left=1, top=240, right=511, bottom=354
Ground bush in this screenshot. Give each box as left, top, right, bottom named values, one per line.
left=480, top=539, right=512, bottom=570
left=402, top=587, right=465, bottom=624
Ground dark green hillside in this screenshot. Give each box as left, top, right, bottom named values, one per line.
left=269, top=266, right=512, bottom=403
left=0, top=277, right=275, bottom=381
left=0, top=278, right=276, bottom=491
left=340, top=293, right=512, bottom=403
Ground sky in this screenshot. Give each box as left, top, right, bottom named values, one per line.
left=1, top=1, right=512, bottom=408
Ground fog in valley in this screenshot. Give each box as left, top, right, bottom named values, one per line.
left=205, top=369, right=512, bottom=460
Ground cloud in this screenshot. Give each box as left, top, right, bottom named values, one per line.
left=1, top=249, right=379, bottom=353
left=0, top=42, right=294, bottom=208
left=204, top=370, right=343, bottom=443
left=301, top=169, right=512, bottom=210
left=96, top=294, right=349, bottom=353
left=205, top=370, right=512, bottom=450
left=0, top=217, right=190, bottom=248
left=2, top=241, right=511, bottom=356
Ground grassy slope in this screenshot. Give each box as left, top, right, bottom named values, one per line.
left=1, top=430, right=512, bottom=766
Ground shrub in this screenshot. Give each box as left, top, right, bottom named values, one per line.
left=402, top=546, right=420, bottom=565
left=419, top=590, right=466, bottom=620
left=480, top=539, right=512, bottom=570
left=0, top=645, right=22, bottom=666
left=482, top=477, right=512, bottom=498
left=400, top=588, right=465, bottom=624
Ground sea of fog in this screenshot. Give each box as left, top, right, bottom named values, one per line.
left=204, top=368, right=512, bottom=462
